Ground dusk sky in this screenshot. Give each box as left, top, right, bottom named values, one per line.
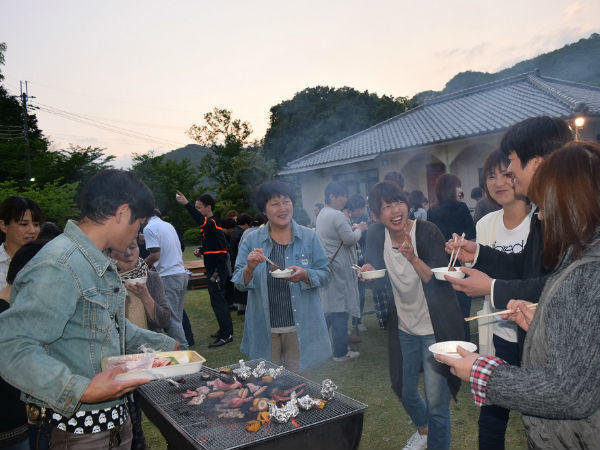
left=2, top=0, right=598, bottom=167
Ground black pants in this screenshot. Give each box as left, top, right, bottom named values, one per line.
left=352, top=282, right=366, bottom=326
left=457, top=291, right=472, bottom=342
left=478, top=334, right=520, bottom=449
left=205, top=258, right=233, bottom=338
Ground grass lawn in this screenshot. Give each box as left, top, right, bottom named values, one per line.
left=143, top=253, right=527, bottom=449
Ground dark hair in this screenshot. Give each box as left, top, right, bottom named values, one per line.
left=0, top=196, right=43, bottom=227
left=383, top=171, right=405, bottom=189
left=221, top=218, right=237, bottom=229
left=368, top=182, right=408, bottom=218
left=196, top=194, right=215, bottom=210
left=481, top=149, right=510, bottom=204
left=79, top=170, right=155, bottom=223
left=346, top=194, right=366, bottom=211
left=409, top=190, right=427, bottom=209
left=324, top=181, right=348, bottom=204
left=314, top=202, right=324, bottom=210
left=237, top=213, right=253, bottom=227
left=435, top=173, right=462, bottom=205
left=500, top=116, right=572, bottom=166
left=254, top=181, right=294, bottom=212
left=529, top=141, right=600, bottom=269
left=252, top=212, right=268, bottom=227
left=38, top=222, right=62, bottom=240
left=6, top=239, right=49, bottom=284
left=225, top=210, right=238, bottom=219
left=471, top=187, right=484, bottom=200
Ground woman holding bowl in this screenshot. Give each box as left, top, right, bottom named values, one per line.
left=361, top=181, right=463, bottom=450
left=233, top=181, right=331, bottom=373
left=438, top=141, right=600, bottom=449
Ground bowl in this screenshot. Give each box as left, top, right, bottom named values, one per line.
left=429, top=341, right=477, bottom=359
left=124, top=277, right=147, bottom=285
left=431, top=267, right=466, bottom=281
left=360, top=269, right=387, bottom=280
left=270, top=269, right=293, bottom=278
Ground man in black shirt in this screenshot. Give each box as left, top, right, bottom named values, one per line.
left=176, top=192, right=233, bottom=347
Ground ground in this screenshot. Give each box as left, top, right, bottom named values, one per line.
left=142, top=258, right=527, bottom=449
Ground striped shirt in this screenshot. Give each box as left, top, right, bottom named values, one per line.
left=266, top=242, right=294, bottom=329
left=0, top=244, right=10, bottom=290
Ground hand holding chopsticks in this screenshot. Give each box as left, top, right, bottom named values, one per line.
left=465, top=301, right=537, bottom=322
left=263, top=255, right=283, bottom=271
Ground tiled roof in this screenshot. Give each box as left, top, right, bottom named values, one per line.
left=281, top=72, right=600, bottom=174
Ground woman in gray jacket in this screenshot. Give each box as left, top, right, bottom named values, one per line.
left=439, top=141, right=600, bottom=449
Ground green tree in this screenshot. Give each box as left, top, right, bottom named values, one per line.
left=187, top=108, right=276, bottom=216
left=131, top=152, right=202, bottom=233
left=263, top=86, right=414, bottom=167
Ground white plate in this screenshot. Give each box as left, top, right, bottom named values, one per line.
left=431, top=267, right=466, bottom=281
left=360, top=269, right=387, bottom=280
left=270, top=269, right=293, bottom=278
left=124, top=277, right=147, bottom=285
left=102, top=350, right=206, bottom=381
left=429, top=341, right=477, bottom=359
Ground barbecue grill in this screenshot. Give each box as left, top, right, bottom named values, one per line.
left=138, top=359, right=367, bottom=449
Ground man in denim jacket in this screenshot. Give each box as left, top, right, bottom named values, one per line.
left=0, top=170, right=177, bottom=449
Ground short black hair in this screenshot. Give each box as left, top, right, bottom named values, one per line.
left=471, top=187, right=484, bottom=200
left=252, top=212, right=268, bottom=227
left=324, top=181, right=348, bottom=204
left=38, top=222, right=62, bottom=240
left=237, top=213, right=253, bottom=227
left=368, top=182, right=408, bottom=218
left=196, top=194, right=215, bottom=210
left=221, top=218, right=237, bottom=229
left=255, top=181, right=294, bottom=212
left=6, top=239, right=49, bottom=284
left=435, top=173, right=462, bottom=205
left=79, top=170, right=155, bottom=223
left=383, top=171, right=405, bottom=189
left=409, top=190, right=427, bottom=209
left=500, top=116, right=572, bottom=166
left=0, top=196, right=43, bottom=227
left=346, top=194, right=366, bottom=212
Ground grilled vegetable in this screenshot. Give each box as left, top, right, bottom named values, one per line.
left=245, top=420, right=261, bottom=432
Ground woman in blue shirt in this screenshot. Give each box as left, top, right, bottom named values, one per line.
left=232, top=181, right=331, bottom=372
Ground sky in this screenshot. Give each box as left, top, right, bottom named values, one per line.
left=1, top=0, right=599, bottom=168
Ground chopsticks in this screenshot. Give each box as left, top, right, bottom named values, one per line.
left=263, top=255, right=283, bottom=271
left=352, top=264, right=362, bottom=271
left=464, top=303, right=537, bottom=322
left=447, top=233, right=465, bottom=270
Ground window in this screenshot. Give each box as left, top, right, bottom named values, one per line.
left=333, top=169, right=379, bottom=199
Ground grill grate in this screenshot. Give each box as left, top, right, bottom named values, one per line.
left=139, top=359, right=367, bottom=450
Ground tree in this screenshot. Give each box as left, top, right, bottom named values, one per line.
left=131, top=152, right=202, bottom=233
left=187, top=108, right=276, bottom=216
left=263, top=86, right=414, bottom=167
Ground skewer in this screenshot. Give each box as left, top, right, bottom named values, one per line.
left=464, top=303, right=537, bottom=322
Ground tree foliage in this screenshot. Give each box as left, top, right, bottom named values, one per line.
left=187, top=108, right=276, bottom=216
left=263, top=86, right=414, bottom=167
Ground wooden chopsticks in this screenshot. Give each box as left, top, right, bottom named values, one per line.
left=464, top=303, right=537, bottom=322
left=263, top=255, right=283, bottom=271
left=447, top=233, right=465, bottom=271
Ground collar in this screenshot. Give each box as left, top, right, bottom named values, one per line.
left=0, top=243, right=9, bottom=263
left=257, top=219, right=302, bottom=244
left=63, top=220, right=112, bottom=277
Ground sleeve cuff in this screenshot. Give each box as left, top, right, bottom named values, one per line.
left=469, top=355, right=507, bottom=407
left=465, top=243, right=480, bottom=268
left=300, top=269, right=315, bottom=290
left=55, top=374, right=91, bottom=417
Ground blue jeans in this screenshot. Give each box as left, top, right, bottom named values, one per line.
left=398, top=329, right=451, bottom=450
left=325, top=312, right=348, bottom=357
left=478, top=334, right=520, bottom=449
left=162, top=273, right=190, bottom=349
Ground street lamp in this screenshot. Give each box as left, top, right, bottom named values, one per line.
left=574, top=116, right=585, bottom=140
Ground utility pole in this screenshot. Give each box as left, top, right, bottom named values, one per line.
left=20, top=80, right=32, bottom=181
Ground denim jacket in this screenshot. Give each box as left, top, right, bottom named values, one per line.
left=232, top=220, right=332, bottom=371
left=0, top=220, right=175, bottom=417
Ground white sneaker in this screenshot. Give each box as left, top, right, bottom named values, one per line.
left=333, top=350, right=360, bottom=362
left=403, top=431, right=427, bottom=450
left=357, top=323, right=367, bottom=333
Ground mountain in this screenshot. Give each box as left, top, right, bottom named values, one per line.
left=413, top=32, right=600, bottom=103
left=161, top=144, right=210, bottom=167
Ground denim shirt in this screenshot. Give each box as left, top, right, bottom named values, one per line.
left=232, top=220, right=332, bottom=371
left=0, top=220, right=175, bottom=417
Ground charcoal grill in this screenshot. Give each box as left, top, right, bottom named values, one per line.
left=138, top=359, right=367, bottom=449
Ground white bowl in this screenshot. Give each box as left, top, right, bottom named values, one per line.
left=431, top=267, right=466, bottom=281
left=270, top=269, right=293, bottom=278
left=360, top=269, right=387, bottom=280
left=124, top=277, right=147, bottom=285
left=429, top=341, right=477, bottom=359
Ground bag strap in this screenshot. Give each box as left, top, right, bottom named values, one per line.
left=328, top=241, right=344, bottom=271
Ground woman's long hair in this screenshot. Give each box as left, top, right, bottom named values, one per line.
left=529, top=141, right=600, bottom=269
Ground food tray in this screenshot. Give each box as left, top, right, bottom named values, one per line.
left=102, top=350, right=206, bottom=381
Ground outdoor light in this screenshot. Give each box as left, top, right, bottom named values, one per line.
left=574, top=117, right=585, bottom=128
left=29, top=177, right=35, bottom=182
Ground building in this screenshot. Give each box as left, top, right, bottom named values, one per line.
left=280, top=71, right=600, bottom=218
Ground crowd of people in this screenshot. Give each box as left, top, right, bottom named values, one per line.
left=0, top=115, right=599, bottom=449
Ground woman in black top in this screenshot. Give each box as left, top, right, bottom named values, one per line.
left=427, top=174, right=476, bottom=340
